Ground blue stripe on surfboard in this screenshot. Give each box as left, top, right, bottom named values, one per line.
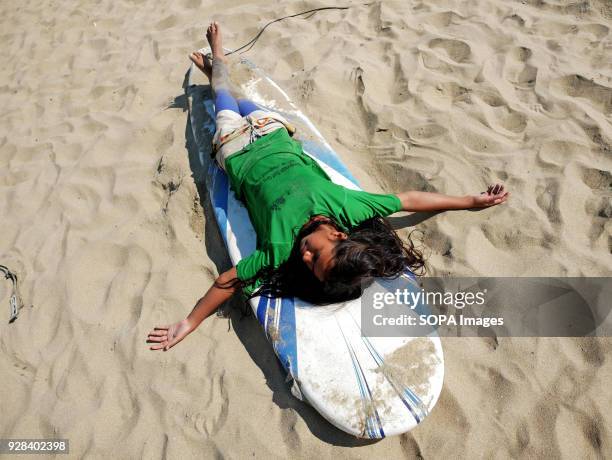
left=337, top=318, right=385, bottom=439
left=359, top=334, right=427, bottom=424
left=256, top=295, right=270, bottom=326
left=352, top=345, right=385, bottom=438
left=343, top=303, right=428, bottom=424
left=210, top=169, right=229, bottom=243
left=276, top=296, right=298, bottom=377
left=255, top=295, right=299, bottom=377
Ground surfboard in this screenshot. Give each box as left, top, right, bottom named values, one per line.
left=185, top=49, right=444, bottom=438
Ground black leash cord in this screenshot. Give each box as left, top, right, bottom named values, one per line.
left=0, top=264, right=22, bottom=322
left=224, top=6, right=351, bottom=56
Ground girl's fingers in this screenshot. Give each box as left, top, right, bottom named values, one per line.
left=492, top=192, right=509, bottom=205
left=149, top=343, right=166, bottom=351
left=147, top=328, right=168, bottom=344
left=147, top=335, right=166, bottom=343
left=485, top=183, right=506, bottom=196
left=149, top=329, right=167, bottom=336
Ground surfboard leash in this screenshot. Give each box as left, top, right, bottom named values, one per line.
left=0, top=264, right=24, bottom=323
left=224, top=6, right=352, bottom=56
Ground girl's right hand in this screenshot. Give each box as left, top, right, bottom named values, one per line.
left=147, top=319, right=194, bottom=351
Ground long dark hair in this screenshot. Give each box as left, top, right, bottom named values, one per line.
left=229, top=216, right=425, bottom=305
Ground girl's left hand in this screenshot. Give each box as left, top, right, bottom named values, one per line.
left=472, top=183, right=510, bottom=208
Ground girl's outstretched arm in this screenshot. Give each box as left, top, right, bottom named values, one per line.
left=147, top=267, right=238, bottom=351
left=397, top=183, right=509, bottom=212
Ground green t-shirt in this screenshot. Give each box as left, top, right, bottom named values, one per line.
left=225, top=128, right=402, bottom=295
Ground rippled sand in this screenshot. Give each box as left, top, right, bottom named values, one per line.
left=1, top=0, right=611, bottom=457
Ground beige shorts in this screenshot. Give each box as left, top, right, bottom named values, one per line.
left=213, top=109, right=292, bottom=170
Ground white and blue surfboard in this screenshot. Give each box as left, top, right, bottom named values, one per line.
left=186, top=50, right=444, bottom=438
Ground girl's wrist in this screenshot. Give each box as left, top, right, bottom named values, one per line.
left=463, top=195, right=476, bottom=209
left=183, top=316, right=199, bottom=333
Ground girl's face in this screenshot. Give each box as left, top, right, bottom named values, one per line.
left=299, top=221, right=348, bottom=281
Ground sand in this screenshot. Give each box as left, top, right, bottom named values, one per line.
left=1, top=0, right=611, bottom=457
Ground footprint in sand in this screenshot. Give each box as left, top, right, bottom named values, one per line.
left=475, top=89, right=528, bottom=134
left=580, top=23, right=609, bottom=41
left=535, top=179, right=562, bottom=225
left=428, top=38, right=472, bottom=64
left=580, top=167, right=612, bottom=191
left=477, top=89, right=507, bottom=108
left=578, top=122, right=612, bottom=155
left=586, top=196, right=611, bottom=241
left=502, top=46, right=537, bottom=88
left=376, top=160, right=437, bottom=193
left=550, top=75, right=612, bottom=115
left=493, top=107, right=527, bottom=134
left=421, top=82, right=471, bottom=111
left=407, top=123, right=448, bottom=144
left=422, top=11, right=463, bottom=28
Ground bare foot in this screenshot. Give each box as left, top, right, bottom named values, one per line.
left=189, top=51, right=212, bottom=79
left=206, top=21, right=225, bottom=61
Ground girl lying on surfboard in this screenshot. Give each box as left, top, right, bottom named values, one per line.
left=147, top=22, right=509, bottom=351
